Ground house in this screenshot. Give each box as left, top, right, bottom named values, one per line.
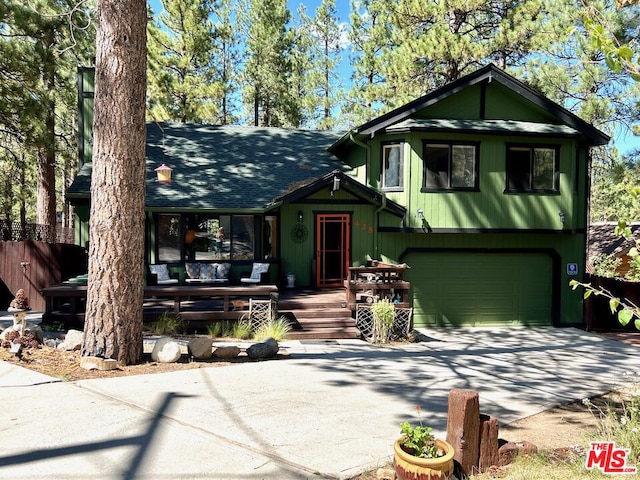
left=587, top=222, right=640, bottom=277
left=68, top=64, right=609, bottom=328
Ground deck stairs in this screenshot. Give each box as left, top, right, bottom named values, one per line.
left=278, top=288, right=360, bottom=340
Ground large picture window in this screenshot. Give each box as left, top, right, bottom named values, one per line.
left=184, top=214, right=254, bottom=261
left=381, top=142, right=404, bottom=190
left=506, top=145, right=559, bottom=193
left=423, top=141, right=479, bottom=190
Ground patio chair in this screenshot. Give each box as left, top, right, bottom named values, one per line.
left=240, top=263, right=270, bottom=284
left=148, top=264, right=179, bottom=285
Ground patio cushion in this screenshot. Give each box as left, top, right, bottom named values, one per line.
left=199, top=263, right=216, bottom=279
left=215, top=263, right=231, bottom=280
left=149, top=264, right=171, bottom=282
left=185, top=263, right=201, bottom=279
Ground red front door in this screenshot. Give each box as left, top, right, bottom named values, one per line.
left=316, top=213, right=350, bottom=288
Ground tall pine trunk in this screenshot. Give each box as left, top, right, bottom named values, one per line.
left=81, top=0, right=147, bottom=365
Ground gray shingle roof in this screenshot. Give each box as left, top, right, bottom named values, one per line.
left=68, top=123, right=345, bottom=210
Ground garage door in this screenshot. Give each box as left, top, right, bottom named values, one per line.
left=406, top=252, right=553, bottom=327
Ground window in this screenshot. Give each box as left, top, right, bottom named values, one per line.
left=506, top=145, right=559, bottom=192
left=381, top=142, right=404, bottom=190
left=423, top=142, right=479, bottom=190
left=156, top=214, right=181, bottom=262
left=184, top=214, right=254, bottom=261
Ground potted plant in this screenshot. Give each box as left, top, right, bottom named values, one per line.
left=393, top=408, right=455, bottom=480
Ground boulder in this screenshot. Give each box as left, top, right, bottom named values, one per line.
left=213, top=346, right=241, bottom=359
left=60, top=329, right=84, bottom=351
left=151, top=337, right=182, bottom=363
left=498, top=441, right=538, bottom=466
left=188, top=337, right=213, bottom=360
left=246, top=337, right=279, bottom=360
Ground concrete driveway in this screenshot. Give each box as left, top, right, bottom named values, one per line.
left=0, top=327, right=638, bottom=479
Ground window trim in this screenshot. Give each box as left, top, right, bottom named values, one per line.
left=380, top=140, right=404, bottom=192
left=505, top=143, right=560, bottom=194
left=421, top=140, right=480, bottom=192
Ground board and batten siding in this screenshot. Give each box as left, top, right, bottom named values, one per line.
left=371, top=132, right=581, bottom=231
left=375, top=231, right=586, bottom=326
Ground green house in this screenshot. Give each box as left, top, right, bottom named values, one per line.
left=70, top=64, right=609, bottom=328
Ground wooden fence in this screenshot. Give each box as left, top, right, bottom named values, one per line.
left=584, top=274, right=640, bottom=331
left=0, top=241, right=87, bottom=312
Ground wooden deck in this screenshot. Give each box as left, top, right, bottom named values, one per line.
left=41, top=283, right=360, bottom=339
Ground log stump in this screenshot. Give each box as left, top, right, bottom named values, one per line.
left=446, top=389, right=480, bottom=476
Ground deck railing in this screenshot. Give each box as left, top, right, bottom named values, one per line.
left=0, top=221, right=74, bottom=244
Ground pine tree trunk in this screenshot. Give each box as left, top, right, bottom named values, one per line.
left=81, top=0, right=147, bottom=366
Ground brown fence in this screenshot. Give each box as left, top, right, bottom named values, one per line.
left=0, top=241, right=87, bottom=312
left=584, top=274, right=640, bottom=331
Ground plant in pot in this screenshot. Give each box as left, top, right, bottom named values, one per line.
left=394, top=407, right=455, bottom=480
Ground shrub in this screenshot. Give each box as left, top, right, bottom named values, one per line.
left=371, top=299, right=395, bottom=343
left=253, top=316, right=292, bottom=341
left=146, top=312, right=185, bottom=335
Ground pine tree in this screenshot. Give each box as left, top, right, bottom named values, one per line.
left=147, top=0, right=219, bottom=123
left=81, top=0, right=147, bottom=366
left=241, top=0, right=297, bottom=127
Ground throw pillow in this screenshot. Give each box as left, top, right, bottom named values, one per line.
left=149, top=264, right=170, bottom=282
left=185, top=263, right=201, bottom=279
left=200, top=263, right=216, bottom=279
left=216, top=263, right=231, bottom=280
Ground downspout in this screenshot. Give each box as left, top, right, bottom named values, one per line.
left=349, top=132, right=385, bottom=260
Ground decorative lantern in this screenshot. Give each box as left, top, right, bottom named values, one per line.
left=155, top=164, right=173, bottom=183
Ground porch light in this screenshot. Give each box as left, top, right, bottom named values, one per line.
left=558, top=211, right=565, bottom=224
left=417, top=208, right=424, bottom=220
left=298, top=210, right=304, bottom=222
left=155, top=163, right=173, bottom=183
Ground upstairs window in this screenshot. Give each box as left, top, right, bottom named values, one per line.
left=381, top=142, right=404, bottom=191
left=506, top=145, right=559, bottom=193
left=423, top=142, right=479, bottom=191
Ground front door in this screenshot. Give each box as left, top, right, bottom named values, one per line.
left=316, top=213, right=350, bottom=288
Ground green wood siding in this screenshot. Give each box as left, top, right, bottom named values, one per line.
left=376, top=232, right=585, bottom=326
left=370, top=132, right=581, bottom=231
left=406, top=252, right=553, bottom=326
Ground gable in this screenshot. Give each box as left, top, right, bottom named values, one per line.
left=330, top=64, right=609, bottom=155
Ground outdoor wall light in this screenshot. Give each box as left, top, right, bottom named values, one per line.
left=558, top=211, right=566, bottom=224
left=155, top=163, right=173, bottom=183
left=332, top=175, right=341, bottom=193
left=417, top=208, right=424, bottom=220
left=298, top=210, right=304, bottom=222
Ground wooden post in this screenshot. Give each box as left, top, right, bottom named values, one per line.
left=478, top=414, right=500, bottom=472
left=446, top=389, right=480, bottom=476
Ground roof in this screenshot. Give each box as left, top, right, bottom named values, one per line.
left=68, top=123, right=346, bottom=210
left=330, top=63, right=610, bottom=153
left=384, top=119, right=581, bottom=137
left=588, top=222, right=640, bottom=262
left=269, top=170, right=406, bottom=218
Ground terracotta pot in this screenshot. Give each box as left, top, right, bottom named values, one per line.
left=393, top=437, right=455, bottom=480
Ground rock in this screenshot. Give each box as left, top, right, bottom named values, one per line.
left=80, top=356, right=119, bottom=371
left=61, top=329, right=84, bottom=351
left=151, top=337, right=182, bottom=363
left=0, top=323, right=43, bottom=343
left=213, top=346, right=241, bottom=359
left=188, top=337, right=213, bottom=360
left=246, top=337, right=279, bottom=360
left=498, top=440, right=538, bottom=466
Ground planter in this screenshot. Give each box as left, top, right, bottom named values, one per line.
left=393, top=437, right=455, bottom=480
